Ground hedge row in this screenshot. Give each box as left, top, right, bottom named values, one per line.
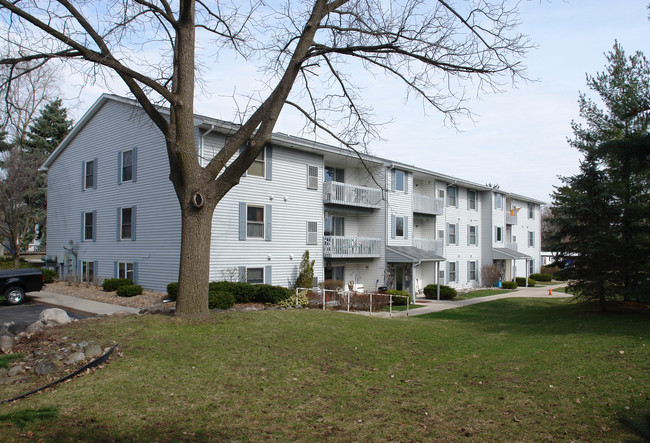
left=386, top=289, right=410, bottom=306
left=166, top=281, right=293, bottom=306
left=116, top=285, right=143, bottom=297
left=423, top=284, right=457, bottom=300
left=103, top=278, right=133, bottom=292
left=515, top=277, right=537, bottom=287
left=530, top=273, right=552, bottom=282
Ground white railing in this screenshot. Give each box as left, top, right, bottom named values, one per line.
left=412, top=238, right=444, bottom=256
left=323, top=236, right=382, bottom=258
left=323, top=181, right=382, bottom=208
left=505, top=242, right=518, bottom=251
left=412, top=194, right=444, bottom=215
left=506, top=213, right=518, bottom=225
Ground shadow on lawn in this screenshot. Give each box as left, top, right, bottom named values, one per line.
left=414, top=298, right=650, bottom=337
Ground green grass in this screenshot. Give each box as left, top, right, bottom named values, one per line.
left=0, top=299, right=647, bottom=441
left=0, top=353, right=23, bottom=369
left=455, top=288, right=513, bottom=300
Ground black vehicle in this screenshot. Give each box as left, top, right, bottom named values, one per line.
left=0, top=268, right=45, bottom=305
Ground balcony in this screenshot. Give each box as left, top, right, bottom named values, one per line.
left=323, top=181, right=382, bottom=209
left=505, top=242, right=518, bottom=251
left=412, top=238, right=444, bottom=256
left=412, top=194, right=444, bottom=215
left=323, top=236, right=382, bottom=258
left=506, top=212, right=518, bottom=225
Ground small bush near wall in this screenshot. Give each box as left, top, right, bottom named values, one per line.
left=257, top=284, right=292, bottom=304
left=43, top=269, right=58, bottom=283
left=166, top=282, right=179, bottom=301
left=424, top=284, right=457, bottom=300
left=530, top=273, right=552, bottom=282
left=387, top=289, right=410, bottom=305
left=516, top=277, right=537, bottom=287
left=103, top=278, right=133, bottom=292
left=116, top=284, right=143, bottom=297
left=209, top=291, right=236, bottom=309
left=209, top=281, right=257, bottom=304
left=502, top=281, right=517, bottom=290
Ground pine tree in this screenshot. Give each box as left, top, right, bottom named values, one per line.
left=24, top=98, right=72, bottom=157
left=294, top=250, right=315, bottom=290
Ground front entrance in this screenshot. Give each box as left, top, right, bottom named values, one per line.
left=387, top=263, right=412, bottom=293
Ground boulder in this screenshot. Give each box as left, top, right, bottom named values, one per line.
left=7, top=365, right=24, bottom=377
left=27, top=320, right=45, bottom=333
left=35, top=361, right=57, bottom=376
left=64, top=352, right=86, bottom=365
left=40, top=308, right=72, bottom=325
left=0, top=335, right=13, bottom=353
left=84, top=343, right=103, bottom=359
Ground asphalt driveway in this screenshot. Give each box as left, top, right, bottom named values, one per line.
left=0, top=299, right=87, bottom=325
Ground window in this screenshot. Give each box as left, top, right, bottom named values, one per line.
left=120, top=207, right=133, bottom=240
left=81, top=261, right=95, bottom=283
left=437, top=229, right=445, bottom=240
left=468, top=261, right=477, bottom=281
left=495, top=193, right=503, bottom=210
left=528, top=259, right=534, bottom=276
left=118, top=262, right=134, bottom=281
left=528, top=203, right=535, bottom=219
left=495, top=226, right=503, bottom=242
left=395, top=216, right=404, bottom=237
left=394, top=170, right=405, bottom=191
left=248, top=149, right=265, bottom=177
left=438, top=189, right=445, bottom=199
left=325, top=166, right=344, bottom=183
left=247, top=267, right=264, bottom=285
left=247, top=205, right=264, bottom=238
left=468, top=225, right=477, bottom=245
left=447, top=186, right=457, bottom=207
left=121, top=149, right=134, bottom=182
left=448, top=223, right=457, bottom=245
left=325, top=265, right=344, bottom=281
left=324, top=214, right=344, bottom=236
left=83, top=211, right=95, bottom=241
left=307, top=221, right=318, bottom=245
left=307, top=165, right=319, bottom=189
left=448, top=262, right=457, bottom=282
left=84, top=159, right=96, bottom=189
left=528, top=231, right=535, bottom=247
left=468, top=190, right=477, bottom=210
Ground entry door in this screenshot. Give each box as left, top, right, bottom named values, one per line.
left=395, top=265, right=404, bottom=291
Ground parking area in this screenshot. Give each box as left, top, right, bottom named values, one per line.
left=0, top=299, right=88, bottom=325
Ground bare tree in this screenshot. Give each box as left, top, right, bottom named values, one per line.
left=0, top=0, right=530, bottom=318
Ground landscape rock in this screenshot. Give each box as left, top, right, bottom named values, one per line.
left=112, top=310, right=133, bottom=316
left=40, top=308, right=72, bottom=325
left=7, top=365, right=24, bottom=377
left=84, top=343, right=103, bottom=359
left=35, top=361, right=57, bottom=376
left=0, top=335, right=14, bottom=353
left=26, top=320, right=45, bottom=333
left=64, top=352, right=86, bottom=365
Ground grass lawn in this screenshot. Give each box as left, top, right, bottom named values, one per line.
left=0, top=299, right=647, bottom=441
left=454, top=288, right=513, bottom=300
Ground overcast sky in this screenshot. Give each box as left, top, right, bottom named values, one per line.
left=62, top=0, right=649, bottom=204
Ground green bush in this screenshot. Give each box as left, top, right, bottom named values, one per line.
left=209, top=281, right=258, bottom=304
left=209, top=290, right=236, bottom=310
left=278, top=289, right=309, bottom=308
left=502, top=281, right=517, bottom=290
left=530, top=273, right=552, bottom=282
left=387, top=289, right=410, bottom=305
left=516, top=277, right=536, bottom=287
left=43, top=269, right=58, bottom=283
left=0, top=258, right=31, bottom=269
left=116, top=284, right=143, bottom=297
left=166, top=282, right=179, bottom=301
left=423, top=284, right=457, bottom=300
left=103, top=278, right=133, bottom=292
left=257, top=284, right=292, bottom=304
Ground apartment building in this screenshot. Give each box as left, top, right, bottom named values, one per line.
left=41, top=94, right=543, bottom=297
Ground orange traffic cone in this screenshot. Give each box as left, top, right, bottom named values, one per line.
left=548, top=288, right=552, bottom=295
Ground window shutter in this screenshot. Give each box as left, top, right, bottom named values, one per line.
left=239, top=202, right=246, bottom=240
left=238, top=266, right=246, bottom=282
left=456, top=189, right=459, bottom=208
left=446, top=262, right=450, bottom=283
left=81, top=161, right=86, bottom=191
left=116, top=208, right=121, bottom=241
left=404, top=172, right=409, bottom=194
left=391, top=169, right=396, bottom=192
left=265, top=145, right=272, bottom=181
left=80, top=212, right=84, bottom=242
left=132, top=206, right=137, bottom=241
left=307, top=165, right=318, bottom=189
left=93, top=158, right=98, bottom=189
left=264, top=265, right=272, bottom=284
left=133, top=262, right=139, bottom=284
left=467, top=261, right=470, bottom=282
left=132, top=147, right=138, bottom=182
left=391, top=214, right=396, bottom=239
left=476, top=226, right=479, bottom=246
left=306, top=221, right=317, bottom=245
left=92, top=211, right=97, bottom=242
left=455, top=261, right=459, bottom=282
left=455, top=223, right=459, bottom=245
left=117, top=151, right=122, bottom=184
left=404, top=216, right=409, bottom=239
left=265, top=204, right=272, bottom=241
left=467, top=224, right=470, bottom=246
left=445, top=223, right=450, bottom=246
left=114, top=261, right=118, bottom=278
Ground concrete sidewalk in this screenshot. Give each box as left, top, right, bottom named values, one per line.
left=28, top=291, right=141, bottom=316
left=355, top=283, right=572, bottom=318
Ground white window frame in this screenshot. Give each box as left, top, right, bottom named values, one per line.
left=324, top=214, right=344, bottom=236
left=83, top=212, right=94, bottom=241
left=81, top=260, right=95, bottom=283
left=118, top=262, right=134, bottom=281
left=469, top=225, right=477, bottom=245
left=528, top=259, right=534, bottom=276
left=528, top=231, right=535, bottom=248
left=438, top=189, right=445, bottom=199
left=495, top=193, right=503, bottom=210
left=528, top=203, right=535, bottom=219
left=121, top=149, right=134, bottom=182
left=246, top=205, right=265, bottom=239
left=447, top=186, right=457, bottom=207
left=247, top=267, right=264, bottom=285
left=468, top=190, right=477, bottom=210
left=247, top=150, right=265, bottom=177
left=325, top=166, right=344, bottom=183
left=469, top=261, right=477, bottom=281
left=395, top=216, right=404, bottom=237
left=448, top=224, right=456, bottom=245
left=395, top=170, right=405, bottom=192
left=307, top=165, right=319, bottom=189
left=448, top=262, right=457, bottom=282
left=495, top=226, right=503, bottom=243
left=84, top=160, right=95, bottom=189
left=307, top=221, right=318, bottom=245
left=120, top=207, right=133, bottom=240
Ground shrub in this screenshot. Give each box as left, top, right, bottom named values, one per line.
left=321, top=279, right=344, bottom=291
left=387, top=289, right=410, bottom=305
left=257, top=284, right=292, bottom=304
left=294, top=250, right=315, bottom=289
left=209, top=291, right=236, bottom=310
left=116, top=284, right=143, bottom=297
left=103, top=278, right=133, bottom=292
left=424, top=284, right=457, bottom=300
left=278, top=289, right=309, bottom=308
left=481, top=265, right=501, bottom=288
left=209, top=281, right=257, bottom=304
left=166, top=282, right=179, bottom=301
left=530, top=273, right=552, bottom=282
left=502, top=281, right=517, bottom=290
left=43, top=269, right=58, bottom=283
left=516, top=277, right=537, bottom=287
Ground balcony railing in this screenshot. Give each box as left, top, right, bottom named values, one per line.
left=412, top=238, right=444, bottom=256
left=505, top=242, right=518, bottom=251
left=323, top=236, right=382, bottom=258
left=412, top=194, right=444, bottom=215
left=506, top=213, right=518, bottom=225
left=323, top=181, right=382, bottom=209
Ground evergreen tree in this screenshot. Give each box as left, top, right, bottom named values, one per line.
left=294, top=250, right=315, bottom=290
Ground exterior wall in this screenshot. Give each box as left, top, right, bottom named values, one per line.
left=46, top=99, right=181, bottom=291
